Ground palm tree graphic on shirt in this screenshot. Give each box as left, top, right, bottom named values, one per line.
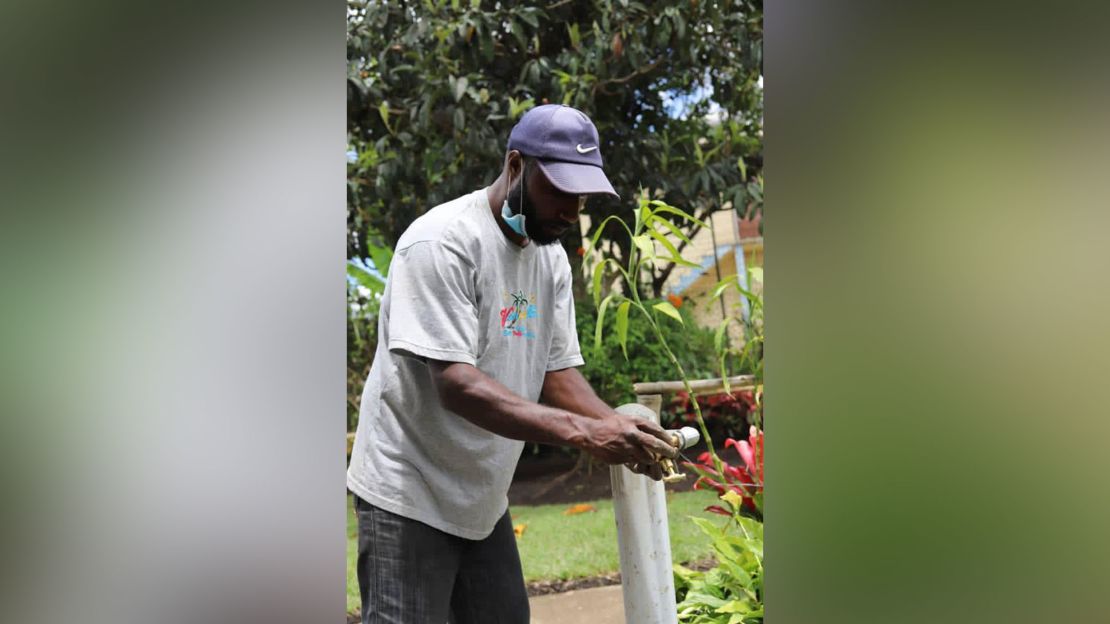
left=499, top=290, right=538, bottom=339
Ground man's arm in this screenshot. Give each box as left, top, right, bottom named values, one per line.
left=541, top=366, right=668, bottom=480
left=428, top=360, right=677, bottom=466
left=540, top=366, right=621, bottom=421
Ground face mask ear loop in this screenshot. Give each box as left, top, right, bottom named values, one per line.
left=499, top=159, right=529, bottom=239
left=518, top=160, right=526, bottom=217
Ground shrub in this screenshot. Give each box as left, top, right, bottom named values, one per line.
left=673, top=512, right=764, bottom=623
left=674, top=426, right=764, bottom=623
left=686, top=426, right=764, bottom=522
left=574, top=299, right=719, bottom=411
left=669, top=390, right=757, bottom=441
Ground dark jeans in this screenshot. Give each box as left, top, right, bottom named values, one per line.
left=353, top=495, right=530, bottom=624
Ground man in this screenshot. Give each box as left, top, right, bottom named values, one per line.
left=346, top=104, right=678, bottom=624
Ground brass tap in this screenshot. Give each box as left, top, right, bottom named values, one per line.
left=658, top=426, right=700, bottom=483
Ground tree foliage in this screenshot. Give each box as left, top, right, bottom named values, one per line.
left=347, top=0, right=763, bottom=297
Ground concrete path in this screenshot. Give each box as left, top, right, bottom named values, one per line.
left=529, top=584, right=625, bottom=624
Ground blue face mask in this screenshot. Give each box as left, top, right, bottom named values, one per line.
left=500, top=163, right=528, bottom=238
left=500, top=200, right=528, bottom=238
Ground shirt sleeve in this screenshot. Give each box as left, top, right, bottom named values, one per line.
left=385, top=241, right=479, bottom=365
left=546, top=260, right=585, bottom=371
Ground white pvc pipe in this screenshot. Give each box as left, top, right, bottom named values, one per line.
left=610, top=400, right=678, bottom=624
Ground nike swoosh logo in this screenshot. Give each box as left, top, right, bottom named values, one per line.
left=576, top=144, right=598, bottom=154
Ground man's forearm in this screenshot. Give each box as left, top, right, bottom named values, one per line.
left=429, top=360, right=677, bottom=466
left=429, top=360, right=592, bottom=449
left=540, top=367, right=614, bottom=421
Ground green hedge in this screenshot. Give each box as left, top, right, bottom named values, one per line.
left=574, top=299, right=719, bottom=413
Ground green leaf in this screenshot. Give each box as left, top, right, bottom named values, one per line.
left=518, top=8, right=539, bottom=28
left=378, top=102, right=392, bottom=134
left=736, top=285, right=763, bottom=310
left=721, top=559, right=753, bottom=589
left=632, top=234, right=654, bottom=258
left=637, top=201, right=653, bottom=234
left=347, top=262, right=384, bottom=294
left=509, top=96, right=535, bottom=119
left=652, top=301, right=683, bottom=325
left=689, top=515, right=723, bottom=538
left=737, top=156, right=747, bottom=180
left=683, top=591, right=727, bottom=609
left=648, top=214, right=694, bottom=246
left=367, top=244, right=393, bottom=277
left=649, top=202, right=709, bottom=228
left=710, top=276, right=737, bottom=301
left=714, top=318, right=733, bottom=353
left=591, top=259, right=607, bottom=307
left=717, top=600, right=751, bottom=614
left=594, top=293, right=615, bottom=353
left=615, top=301, right=631, bottom=360
left=509, top=19, right=527, bottom=49
left=567, top=23, right=580, bottom=48
left=747, top=266, right=763, bottom=285
left=647, top=228, right=699, bottom=268
left=588, top=215, right=632, bottom=254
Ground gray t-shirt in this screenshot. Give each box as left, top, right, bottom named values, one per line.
left=346, top=188, right=585, bottom=539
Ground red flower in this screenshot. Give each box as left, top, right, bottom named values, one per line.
left=685, top=426, right=764, bottom=517
left=667, top=294, right=683, bottom=308
left=576, top=246, right=586, bottom=257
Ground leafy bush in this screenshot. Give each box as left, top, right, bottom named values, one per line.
left=673, top=512, right=764, bottom=623
left=669, top=389, right=757, bottom=441
left=674, top=426, right=764, bottom=622
left=575, top=298, right=718, bottom=411
left=686, top=426, right=764, bottom=522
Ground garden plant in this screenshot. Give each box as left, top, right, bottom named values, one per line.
left=589, top=192, right=764, bottom=623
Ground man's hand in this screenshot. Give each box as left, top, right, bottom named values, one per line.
left=427, top=362, right=677, bottom=476
left=625, top=461, right=665, bottom=481
left=575, top=411, right=678, bottom=466
left=540, top=367, right=677, bottom=474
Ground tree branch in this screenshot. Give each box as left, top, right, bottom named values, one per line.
left=594, top=57, right=663, bottom=96
left=603, top=58, right=662, bottom=85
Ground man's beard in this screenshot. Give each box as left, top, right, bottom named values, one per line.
left=506, top=165, right=563, bottom=246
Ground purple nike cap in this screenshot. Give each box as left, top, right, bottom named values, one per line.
left=507, top=104, right=620, bottom=199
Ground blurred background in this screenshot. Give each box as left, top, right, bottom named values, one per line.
left=4, top=0, right=1110, bottom=622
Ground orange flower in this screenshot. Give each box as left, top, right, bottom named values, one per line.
left=513, top=523, right=527, bottom=538
left=668, top=294, right=683, bottom=308
left=563, top=503, right=596, bottom=515
left=576, top=246, right=586, bottom=257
